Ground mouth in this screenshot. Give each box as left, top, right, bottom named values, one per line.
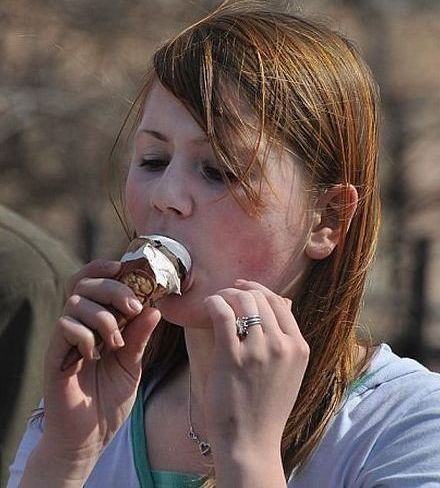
left=181, top=266, right=194, bottom=294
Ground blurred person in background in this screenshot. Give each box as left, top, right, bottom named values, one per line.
left=0, top=204, right=81, bottom=485
left=7, top=1, right=440, bottom=487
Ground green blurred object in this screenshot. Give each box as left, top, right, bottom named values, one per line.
left=0, top=205, right=81, bottom=486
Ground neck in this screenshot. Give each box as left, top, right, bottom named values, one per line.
left=184, top=327, right=215, bottom=409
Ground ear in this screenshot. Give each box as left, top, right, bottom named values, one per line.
left=305, top=184, right=358, bottom=260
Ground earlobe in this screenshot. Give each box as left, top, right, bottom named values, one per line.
left=305, top=184, right=358, bottom=261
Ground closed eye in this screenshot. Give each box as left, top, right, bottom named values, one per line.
left=138, top=158, right=238, bottom=184
left=139, top=158, right=169, bottom=171
left=202, top=164, right=238, bottom=184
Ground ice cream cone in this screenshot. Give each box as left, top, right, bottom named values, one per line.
left=60, top=235, right=191, bottom=371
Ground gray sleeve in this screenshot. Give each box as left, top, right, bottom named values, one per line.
left=355, top=389, right=440, bottom=487
left=6, top=404, right=45, bottom=488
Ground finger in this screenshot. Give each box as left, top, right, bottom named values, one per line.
left=234, top=279, right=287, bottom=300
left=240, top=289, right=280, bottom=338
left=234, top=280, right=298, bottom=336
left=47, top=315, right=100, bottom=373
left=233, top=283, right=310, bottom=368
left=204, top=294, right=239, bottom=354
left=65, top=259, right=121, bottom=296
left=64, top=295, right=125, bottom=351
left=72, top=277, right=143, bottom=318
left=116, top=306, right=161, bottom=373
left=215, top=288, right=264, bottom=342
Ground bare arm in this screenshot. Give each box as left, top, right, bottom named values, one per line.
left=213, top=439, right=286, bottom=488
left=203, top=280, right=309, bottom=488
left=16, top=260, right=161, bottom=487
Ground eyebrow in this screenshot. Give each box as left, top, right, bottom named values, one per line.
left=138, top=129, right=209, bottom=146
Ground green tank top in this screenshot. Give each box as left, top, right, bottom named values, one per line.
left=131, top=382, right=204, bottom=488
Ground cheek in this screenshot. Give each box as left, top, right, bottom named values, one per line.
left=209, top=199, right=309, bottom=290
left=125, top=174, right=145, bottom=226
left=235, top=233, right=276, bottom=276
left=213, top=210, right=277, bottom=277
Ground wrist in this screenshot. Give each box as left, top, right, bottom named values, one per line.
left=20, top=436, right=101, bottom=487
left=212, top=439, right=286, bottom=488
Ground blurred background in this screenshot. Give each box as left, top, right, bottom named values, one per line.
left=1, top=0, right=439, bottom=370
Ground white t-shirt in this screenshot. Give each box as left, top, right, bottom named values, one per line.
left=8, top=344, right=440, bottom=487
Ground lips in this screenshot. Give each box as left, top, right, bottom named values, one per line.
left=181, top=265, right=194, bottom=293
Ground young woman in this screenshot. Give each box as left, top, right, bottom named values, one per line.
left=8, top=1, right=440, bottom=487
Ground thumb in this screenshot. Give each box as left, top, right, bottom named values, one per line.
left=117, top=306, right=161, bottom=368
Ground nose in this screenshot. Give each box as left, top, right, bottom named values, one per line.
left=150, top=160, right=194, bottom=217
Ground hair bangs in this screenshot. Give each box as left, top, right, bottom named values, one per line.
left=153, top=23, right=274, bottom=214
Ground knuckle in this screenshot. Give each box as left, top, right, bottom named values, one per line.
left=270, top=293, right=286, bottom=307
left=218, top=287, right=240, bottom=298
left=292, top=338, right=310, bottom=360
left=299, top=340, right=310, bottom=359
left=64, top=268, right=85, bottom=295
left=76, top=332, right=96, bottom=356
left=248, top=289, right=265, bottom=301
left=213, top=307, right=234, bottom=323
left=88, top=259, right=120, bottom=278
left=270, top=338, right=289, bottom=358
left=71, top=276, right=90, bottom=294
left=56, top=314, right=71, bottom=330
left=246, top=350, right=267, bottom=367
left=91, top=258, right=109, bottom=271
left=205, top=295, right=233, bottom=320
left=235, top=290, right=256, bottom=306
left=65, top=293, right=82, bottom=309
left=95, top=309, right=118, bottom=332
left=57, top=315, right=92, bottom=344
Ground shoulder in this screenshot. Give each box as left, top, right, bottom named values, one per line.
left=341, top=344, right=440, bottom=450
left=0, top=205, right=81, bottom=289
left=290, top=345, right=440, bottom=487
left=348, top=344, right=440, bottom=410
left=349, top=345, right=440, bottom=486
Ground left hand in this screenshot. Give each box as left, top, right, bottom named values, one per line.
left=203, top=279, right=310, bottom=455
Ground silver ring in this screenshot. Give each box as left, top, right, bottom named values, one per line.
left=236, top=315, right=262, bottom=340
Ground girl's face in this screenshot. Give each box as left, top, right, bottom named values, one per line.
left=125, top=82, right=312, bottom=327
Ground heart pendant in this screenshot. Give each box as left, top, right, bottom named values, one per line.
left=199, top=441, right=211, bottom=456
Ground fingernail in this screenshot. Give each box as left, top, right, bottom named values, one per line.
left=129, top=299, right=143, bottom=314
left=92, top=347, right=101, bottom=360
left=113, top=330, right=125, bottom=348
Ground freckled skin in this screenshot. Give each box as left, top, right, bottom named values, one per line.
left=125, top=82, right=311, bottom=328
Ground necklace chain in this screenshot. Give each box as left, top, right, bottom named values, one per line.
left=187, top=371, right=212, bottom=456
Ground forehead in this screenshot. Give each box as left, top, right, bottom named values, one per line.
left=137, top=82, right=206, bottom=140
left=138, top=79, right=256, bottom=133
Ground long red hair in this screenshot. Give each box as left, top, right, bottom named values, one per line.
left=109, top=0, right=381, bottom=481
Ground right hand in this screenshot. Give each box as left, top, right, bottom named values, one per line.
left=36, top=259, right=161, bottom=476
